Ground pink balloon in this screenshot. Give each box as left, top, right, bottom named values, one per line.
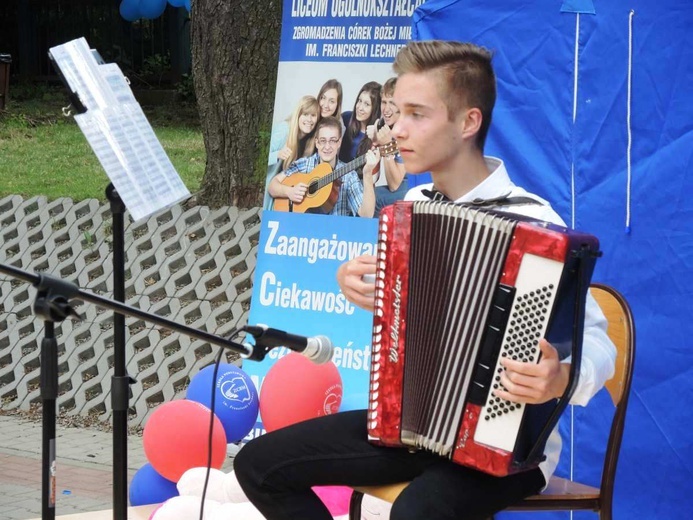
left=259, top=353, right=342, bottom=432
left=143, top=400, right=227, bottom=482
left=312, top=485, right=353, bottom=516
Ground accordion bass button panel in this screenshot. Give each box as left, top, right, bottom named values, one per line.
left=473, top=253, right=564, bottom=453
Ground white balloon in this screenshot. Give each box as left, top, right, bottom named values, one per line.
left=209, top=502, right=267, bottom=520
left=177, top=467, right=229, bottom=502
left=151, top=496, right=222, bottom=520
left=223, top=470, right=251, bottom=503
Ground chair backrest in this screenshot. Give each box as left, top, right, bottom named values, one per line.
left=590, top=284, right=635, bottom=407
left=588, top=283, right=636, bottom=508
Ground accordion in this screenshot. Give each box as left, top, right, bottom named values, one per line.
left=367, top=201, right=599, bottom=476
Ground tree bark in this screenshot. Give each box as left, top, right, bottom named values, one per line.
left=191, top=0, right=282, bottom=208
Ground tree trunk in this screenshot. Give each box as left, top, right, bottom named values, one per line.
left=191, top=0, right=282, bottom=208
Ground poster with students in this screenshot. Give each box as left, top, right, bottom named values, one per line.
left=244, top=0, right=426, bottom=438
left=262, top=0, right=426, bottom=211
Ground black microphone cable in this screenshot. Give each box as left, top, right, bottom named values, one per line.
left=198, top=327, right=241, bottom=520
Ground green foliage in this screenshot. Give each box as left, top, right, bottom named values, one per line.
left=82, top=230, right=96, bottom=249
left=7, top=80, right=66, bottom=104
left=0, top=86, right=205, bottom=202
left=139, top=53, right=172, bottom=88
left=176, top=73, right=196, bottom=103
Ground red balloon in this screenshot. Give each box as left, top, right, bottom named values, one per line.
left=260, top=353, right=342, bottom=432
left=143, top=400, right=227, bottom=481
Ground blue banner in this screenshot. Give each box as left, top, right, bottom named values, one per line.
left=282, top=0, right=425, bottom=62
left=243, top=212, right=378, bottom=439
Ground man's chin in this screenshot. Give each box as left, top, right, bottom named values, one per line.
left=399, top=156, right=429, bottom=175
left=400, top=159, right=424, bottom=174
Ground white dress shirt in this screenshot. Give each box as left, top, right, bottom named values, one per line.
left=406, top=157, right=616, bottom=483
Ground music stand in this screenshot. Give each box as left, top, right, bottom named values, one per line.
left=46, top=37, right=192, bottom=520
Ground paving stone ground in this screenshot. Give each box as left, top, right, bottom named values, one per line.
left=0, top=414, right=385, bottom=520
left=0, top=414, right=154, bottom=519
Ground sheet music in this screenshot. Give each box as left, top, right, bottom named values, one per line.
left=49, top=37, right=191, bottom=221
left=99, top=63, right=138, bottom=105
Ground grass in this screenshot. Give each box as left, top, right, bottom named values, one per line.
left=0, top=85, right=205, bottom=201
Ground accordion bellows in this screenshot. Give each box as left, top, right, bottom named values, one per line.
left=367, top=201, right=599, bottom=476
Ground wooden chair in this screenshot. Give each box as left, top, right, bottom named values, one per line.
left=349, top=283, right=635, bottom=520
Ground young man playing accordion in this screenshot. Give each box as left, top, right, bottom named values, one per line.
left=234, top=40, right=616, bottom=520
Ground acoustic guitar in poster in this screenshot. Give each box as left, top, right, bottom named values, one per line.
left=273, top=141, right=398, bottom=214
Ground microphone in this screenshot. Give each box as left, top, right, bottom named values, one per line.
left=243, top=325, right=334, bottom=364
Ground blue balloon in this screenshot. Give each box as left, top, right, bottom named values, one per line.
left=129, top=463, right=178, bottom=505
left=139, top=0, right=168, bottom=19
left=119, top=0, right=142, bottom=21
left=186, top=364, right=259, bottom=443
left=185, top=0, right=191, bottom=12
left=169, top=0, right=187, bottom=7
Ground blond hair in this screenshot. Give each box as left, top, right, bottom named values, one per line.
left=394, top=40, right=496, bottom=151
left=283, top=95, right=319, bottom=170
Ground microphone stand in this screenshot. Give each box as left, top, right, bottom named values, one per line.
left=34, top=278, right=80, bottom=520
left=0, top=262, right=254, bottom=520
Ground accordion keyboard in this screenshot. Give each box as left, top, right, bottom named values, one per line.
left=473, top=253, right=564, bottom=452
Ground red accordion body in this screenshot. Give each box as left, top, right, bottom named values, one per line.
left=367, top=201, right=599, bottom=476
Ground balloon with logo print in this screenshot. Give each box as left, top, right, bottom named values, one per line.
left=259, top=353, right=342, bottom=432
left=186, top=363, right=260, bottom=443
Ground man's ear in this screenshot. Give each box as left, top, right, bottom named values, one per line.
left=460, top=107, right=483, bottom=141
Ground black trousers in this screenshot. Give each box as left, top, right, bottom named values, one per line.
left=233, top=410, right=545, bottom=520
